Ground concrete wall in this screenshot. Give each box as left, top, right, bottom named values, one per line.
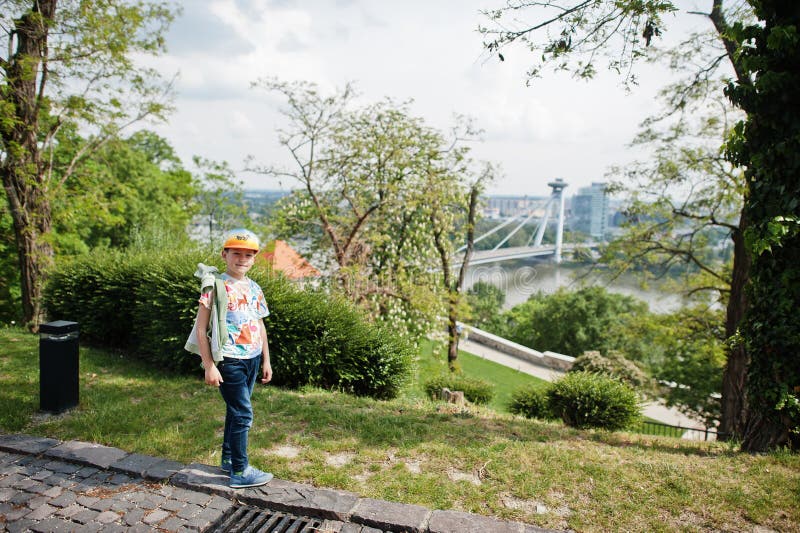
left=462, top=324, right=574, bottom=371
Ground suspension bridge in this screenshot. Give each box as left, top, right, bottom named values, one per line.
left=455, top=178, right=578, bottom=267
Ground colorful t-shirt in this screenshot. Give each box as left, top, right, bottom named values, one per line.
left=199, top=274, right=269, bottom=359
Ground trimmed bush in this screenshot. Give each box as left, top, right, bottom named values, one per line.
left=548, top=371, right=641, bottom=431
left=509, top=385, right=556, bottom=420
left=44, top=250, right=413, bottom=400
left=570, top=350, right=653, bottom=392
left=423, top=374, right=494, bottom=405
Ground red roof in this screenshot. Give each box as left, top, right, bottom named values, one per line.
left=259, top=240, right=321, bottom=280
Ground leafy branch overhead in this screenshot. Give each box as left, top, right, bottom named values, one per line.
left=480, top=0, right=678, bottom=84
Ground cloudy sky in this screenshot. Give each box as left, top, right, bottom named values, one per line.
left=148, top=0, right=709, bottom=197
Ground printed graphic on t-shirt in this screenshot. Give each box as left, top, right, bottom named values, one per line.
left=199, top=275, right=269, bottom=358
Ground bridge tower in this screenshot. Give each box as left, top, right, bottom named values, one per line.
left=547, top=178, right=568, bottom=263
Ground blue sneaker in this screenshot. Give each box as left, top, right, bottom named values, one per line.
left=220, top=457, right=232, bottom=474
left=229, top=465, right=273, bottom=489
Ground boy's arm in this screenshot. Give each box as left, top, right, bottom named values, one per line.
left=260, top=320, right=272, bottom=384
left=196, top=305, right=224, bottom=386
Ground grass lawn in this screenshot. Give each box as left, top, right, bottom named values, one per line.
left=1, top=327, right=798, bottom=532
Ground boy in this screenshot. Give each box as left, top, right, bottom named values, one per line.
left=193, top=228, right=273, bottom=488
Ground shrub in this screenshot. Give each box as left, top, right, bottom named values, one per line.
left=423, top=374, right=494, bottom=405
left=548, top=371, right=641, bottom=431
left=44, top=250, right=413, bottom=400
left=509, top=384, right=556, bottom=420
left=570, top=350, right=653, bottom=392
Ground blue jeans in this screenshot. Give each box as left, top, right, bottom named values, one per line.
left=218, top=355, right=261, bottom=473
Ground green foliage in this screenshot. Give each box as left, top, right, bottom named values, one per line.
left=548, top=371, right=641, bottom=431
left=252, top=79, right=489, bottom=339
left=509, top=384, right=555, bottom=420
left=570, top=350, right=652, bottom=392
left=465, top=281, right=505, bottom=329
left=651, top=308, right=726, bottom=427
left=52, top=130, right=196, bottom=254
left=494, top=286, right=648, bottom=358
left=724, top=1, right=800, bottom=451
left=43, top=250, right=413, bottom=400
left=0, top=205, right=21, bottom=323
left=423, top=374, right=494, bottom=405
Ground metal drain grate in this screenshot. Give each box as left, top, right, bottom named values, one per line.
left=207, top=506, right=323, bottom=532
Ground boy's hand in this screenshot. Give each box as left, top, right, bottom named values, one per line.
left=261, top=361, right=272, bottom=384
left=204, top=364, right=223, bottom=387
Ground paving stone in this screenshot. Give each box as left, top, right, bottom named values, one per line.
left=161, top=516, right=188, bottom=531
left=352, top=497, right=430, bottom=533
left=29, top=516, right=77, bottom=532
left=188, top=506, right=227, bottom=530
left=126, top=524, right=153, bottom=533
left=0, top=434, right=61, bottom=455
left=109, top=453, right=164, bottom=477
left=43, top=461, right=81, bottom=475
left=12, top=478, right=39, bottom=491
left=98, top=524, right=127, bottom=533
left=143, top=459, right=184, bottom=481
left=26, top=495, right=50, bottom=510
left=24, top=502, right=56, bottom=520
left=319, top=519, right=346, bottom=532
left=174, top=487, right=212, bottom=506
left=207, top=495, right=231, bottom=510
left=77, top=522, right=103, bottom=533
left=9, top=491, right=33, bottom=506
left=340, top=523, right=365, bottom=533
left=170, top=464, right=234, bottom=499
left=45, top=441, right=128, bottom=470
left=428, top=509, right=526, bottom=533
left=74, top=466, right=100, bottom=478
left=142, top=509, right=170, bottom=525
left=72, top=508, right=100, bottom=524
left=0, top=487, right=16, bottom=502
left=0, top=474, right=24, bottom=488
left=122, top=507, right=146, bottom=526
left=42, top=485, right=63, bottom=498
left=76, top=495, right=100, bottom=507
left=95, top=510, right=122, bottom=524
left=56, top=503, right=84, bottom=518
left=85, top=498, right=114, bottom=512
left=109, top=499, right=134, bottom=513
left=28, top=481, right=53, bottom=495
left=176, top=503, right=201, bottom=519
left=30, top=470, right=54, bottom=482
left=159, top=499, right=185, bottom=512
left=5, top=518, right=36, bottom=533
left=3, top=503, right=32, bottom=521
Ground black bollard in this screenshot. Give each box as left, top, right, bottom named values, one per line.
left=39, top=320, right=80, bottom=413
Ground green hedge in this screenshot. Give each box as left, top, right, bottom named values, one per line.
left=548, top=371, right=641, bottom=431
left=44, top=250, right=413, bottom=400
left=423, top=374, right=494, bottom=405
left=509, top=384, right=556, bottom=420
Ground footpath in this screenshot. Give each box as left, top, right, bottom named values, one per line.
left=0, top=433, right=558, bottom=533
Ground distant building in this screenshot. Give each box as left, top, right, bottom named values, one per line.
left=484, top=195, right=549, bottom=218
left=570, top=182, right=609, bottom=240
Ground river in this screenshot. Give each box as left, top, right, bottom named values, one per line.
left=464, top=259, right=687, bottom=313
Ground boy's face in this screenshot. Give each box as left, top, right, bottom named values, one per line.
left=222, top=247, right=257, bottom=279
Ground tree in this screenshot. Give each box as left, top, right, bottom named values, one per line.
left=252, top=79, right=486, bottom=337
left=191, top=157, right=248, bottom=249
left=480, top=0, right=754, bottom=441
left=496, top=286, right=649, bottom=357
left=1, top=1, right=176, bottom=329
left=466, top=280, right=506, bottom=329
left=724, top=0, right=800, bottom=451
left=429, top=164, right=494, bottom=369
left=49, top=129, right=195, bottom=254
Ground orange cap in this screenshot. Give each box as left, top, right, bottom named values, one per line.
left=222, top=228, right=260, bottom=251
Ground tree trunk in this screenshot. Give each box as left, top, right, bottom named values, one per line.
left=718, top=208, right=750, bottom=440
left=447, top=298, right=459, bottom=370
left=1, top=1, right=58, bottom=330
